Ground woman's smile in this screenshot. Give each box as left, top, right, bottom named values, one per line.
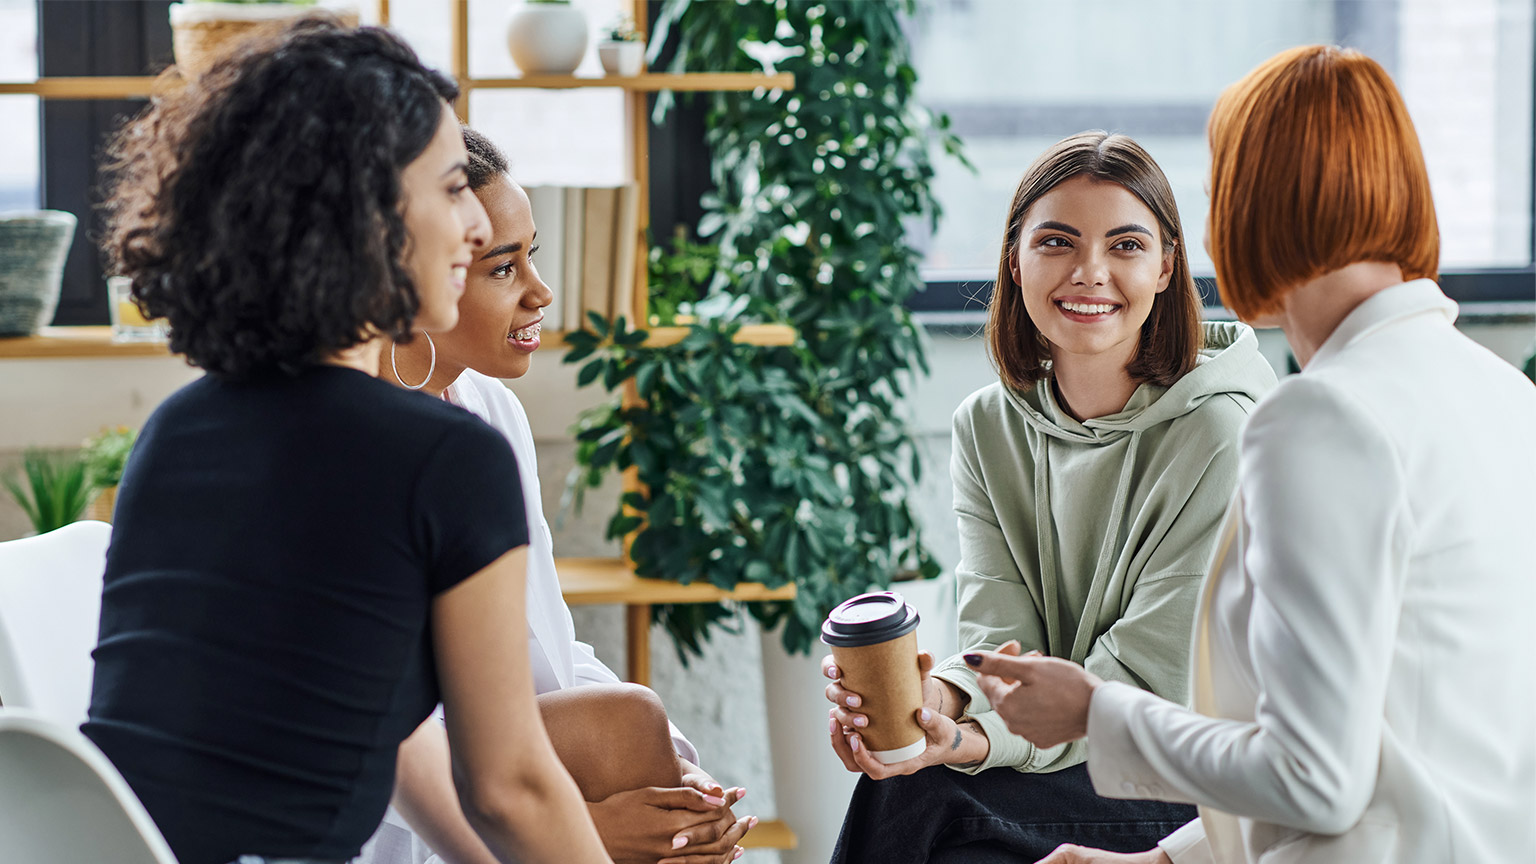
left=1053, top=295, right=1123, bottom=322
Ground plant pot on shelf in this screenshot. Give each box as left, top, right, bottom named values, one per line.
left=597, top=40, right=643, bottom=76
left=0, top=211, right=76, bottom=337
left=505, top=1, right=589, bottom=76
left=168, top=2, right=361, bottom=80
left=88, top=486, right=117, bottom=524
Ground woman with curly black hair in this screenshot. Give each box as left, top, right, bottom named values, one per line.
left=82, top=20, right=613, bottom=864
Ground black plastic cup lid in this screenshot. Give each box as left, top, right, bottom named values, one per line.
left=821, top=591, right=920, bottom=647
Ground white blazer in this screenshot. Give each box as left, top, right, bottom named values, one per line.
left=362, top=370, right=697, bottom=864
left=1085, top=281, right=1536, bottom=863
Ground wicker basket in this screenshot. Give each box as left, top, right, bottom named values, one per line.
left=87, top=486, right=117, bottom=524
left=169, top=3, right=360, bottom=79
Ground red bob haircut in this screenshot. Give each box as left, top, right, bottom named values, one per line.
left=1207, top=45, right=1439, bottom=321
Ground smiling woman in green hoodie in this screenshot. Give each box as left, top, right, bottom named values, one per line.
left=822, top=131, right=1277, bottom=864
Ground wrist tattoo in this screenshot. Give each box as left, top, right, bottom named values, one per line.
left=952, top=722, right=982, bottom=768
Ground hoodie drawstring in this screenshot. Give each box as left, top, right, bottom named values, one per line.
left=1067, top=430, right=1141, bottom=662
left=1034, top=437, right=1065, bottom=657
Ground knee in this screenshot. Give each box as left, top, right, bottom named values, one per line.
left=577, top=682, right=671, bottom=742
left=605, top=682, right=670, bottom=736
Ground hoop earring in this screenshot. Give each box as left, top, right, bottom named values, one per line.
left=391, top=331, right=436, bottom=391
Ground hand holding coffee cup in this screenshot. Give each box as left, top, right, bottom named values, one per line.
left=821, top=592, right=987, bottom=779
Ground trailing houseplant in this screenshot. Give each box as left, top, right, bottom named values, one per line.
left=564, top=0, right=965, bottom=656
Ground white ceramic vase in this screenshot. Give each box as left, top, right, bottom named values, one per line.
left=597, top=40, right=643, bottom=76
left=505, top=2, right=589, bottom=76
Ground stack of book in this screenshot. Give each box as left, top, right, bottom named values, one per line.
left=522, top=184, right=640, bottom=334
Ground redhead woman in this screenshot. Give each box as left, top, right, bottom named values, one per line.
left=86, top=22, right=611, bottom=864
left=970, top=46, right=1536, bottom=864
left=361, top=128, right=753, bottom=864
left=822, top=132, right=1276, bottom=863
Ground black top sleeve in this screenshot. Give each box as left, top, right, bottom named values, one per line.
left=414, top=417, right=531, bottom=595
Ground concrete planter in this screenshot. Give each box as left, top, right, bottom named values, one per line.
left=0, top=211, right=76, bottom=337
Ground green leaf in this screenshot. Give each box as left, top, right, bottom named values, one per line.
left=586, top=311, right=611, bottom=338
left=576, top=360, right=605, bottom=388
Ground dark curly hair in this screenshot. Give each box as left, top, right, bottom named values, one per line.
left=101, top=18, right=458, bottom=378
left=462, top=126, right=509, bottom=191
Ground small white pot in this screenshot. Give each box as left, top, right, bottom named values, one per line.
left=505, top=2, right=589, bottom=76
left=597, top=40, right=644, bottom=76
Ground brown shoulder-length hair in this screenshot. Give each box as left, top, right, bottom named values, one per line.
left=1208, top=45, right=1439, bottom=321
left=987, top=131, right=1202, bottom=392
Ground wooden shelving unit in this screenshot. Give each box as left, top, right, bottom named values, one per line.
left=0, top=76, right=160, bottom=99
left=0, top=323, right=798, bottom=359
left=0, top=327, right=172, bottom=359
left=468, top=72, right=794, bottom=92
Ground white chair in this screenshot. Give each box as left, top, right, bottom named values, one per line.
left=0, top=708, right=177, bottom=863
left=0, top=520, right=112, bottom=725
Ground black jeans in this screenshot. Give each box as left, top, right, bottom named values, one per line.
left=830, top=763, right=1195, bottom=864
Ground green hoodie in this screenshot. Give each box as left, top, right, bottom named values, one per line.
left=931, top=321, right=1276, bottom=774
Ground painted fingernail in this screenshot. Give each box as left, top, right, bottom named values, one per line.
left=829, top=715, right=839, bottom=734
left=921, top=708, right=932, bottom=723
left=749, top=816, right=759, bottom=828
left=850, top=735, right=860, bottom=752
left=736, top=788, right=747, bottom=801
left=827, top=665, right=839, bottom=678
left=704, top=794, right=726, bottom=806
left=734, top=847, right=745, bottom=860
left=672, top=835, right=688, bottom=849
left=846, top=694, right=861, bottom=707
left=853, top=715, right=867, bottom=727
left=963, top=653, right=983, bottom=666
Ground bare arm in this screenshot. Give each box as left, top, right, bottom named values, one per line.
left=392, top=719, right=499, bottom=864
left=432, top=547, right=613, bottom=864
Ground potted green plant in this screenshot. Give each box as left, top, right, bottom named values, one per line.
left=567, top=6, right=966, bottom=852
left=81, top=426, right=138, bottom=523
left=505, top=0, right=589, bottom=76
left=3, top=449, right=94, bottom=536
left=568, top=0, right=963, bottom=659
left=597, top=13, right=645, bottom=77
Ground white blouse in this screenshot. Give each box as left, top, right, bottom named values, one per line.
left=1085, top=281, right=1536, bottom=863
left=362, top=370, right=696, bottom=864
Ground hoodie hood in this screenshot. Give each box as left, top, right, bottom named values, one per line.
left=1006, top=321, right=1275, bottom=443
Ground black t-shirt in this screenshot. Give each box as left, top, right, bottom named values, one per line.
left=82, top=365, right=528, bottom=864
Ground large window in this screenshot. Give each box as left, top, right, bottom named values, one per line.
left=0, top=0, right=38, bottom=212
left=907, top=0, right=1535, bottom=307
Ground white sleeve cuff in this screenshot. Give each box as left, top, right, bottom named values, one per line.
left=1158, top=818, right=1212, bottom=864
left=1086, top=680, right=1168, bottom=800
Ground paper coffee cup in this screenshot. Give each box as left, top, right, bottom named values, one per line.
left=822, top=592, right=924, bottom=764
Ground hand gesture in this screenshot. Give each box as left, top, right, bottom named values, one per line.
left=969, top=641, right=1102, bottom=749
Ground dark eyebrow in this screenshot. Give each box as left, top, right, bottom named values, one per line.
left=478, top=242, right=523, bottom=261
left=1031, top=220, right=1080, bottom=237
left=440, top=161, right=468, bottom=180
left=1106, top=224, right=1153, bottom=238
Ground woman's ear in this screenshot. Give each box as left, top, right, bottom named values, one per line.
left=1155, top=243, right=1175, bottom=293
